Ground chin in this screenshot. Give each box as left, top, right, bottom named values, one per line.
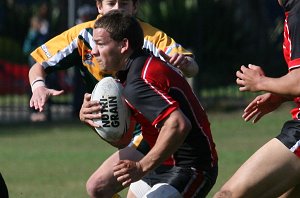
left=102, top=69, right=114, bottom=74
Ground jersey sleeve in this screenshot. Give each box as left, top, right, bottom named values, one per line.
left=30, top=20, right=95, bottom=72
left=285, top=5, right=300, bottom=70
left=139, top=20, right=194, bottom=59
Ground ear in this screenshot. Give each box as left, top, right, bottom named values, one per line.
left=96, top=1, right=103, bottom=14
left=132, top=1, right=139, bottom=15
left=120, top=38, right=130, bottom=53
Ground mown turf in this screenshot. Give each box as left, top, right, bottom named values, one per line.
left=0, top=104, right=292, bottom=197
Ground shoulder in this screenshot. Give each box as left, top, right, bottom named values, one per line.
left=137, top=18, right=166, bottom=36
left=62, top=19, right=95, bottom=37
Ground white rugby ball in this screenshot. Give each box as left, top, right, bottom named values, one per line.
left=91, top=77, right=131, bottom=142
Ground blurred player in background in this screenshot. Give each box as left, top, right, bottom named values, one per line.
left=23, top=2, right=51, bottom=122
left=90, top=10, right=218, bottom=197
left=214, top=0, right=300, bottom=197
left=28, top=0, right=200, bottom=197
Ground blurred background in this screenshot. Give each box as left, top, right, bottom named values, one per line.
left=0, top=0, right=286, bottom=123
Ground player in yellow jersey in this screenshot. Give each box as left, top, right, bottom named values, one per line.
left=28, top=0, right=199, bottom=197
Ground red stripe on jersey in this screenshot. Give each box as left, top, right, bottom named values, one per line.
left=294, top=147, right=300, bottom=158
left=283, top=13, right=292, bottom=69
left=288, top=58, right=300, bottom=69
left=141, top=56, right=178, bottom=126
left=142, top=56, right=175, bottom=105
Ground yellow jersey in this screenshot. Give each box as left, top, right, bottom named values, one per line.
left=31, top=16, right=193, bottom=92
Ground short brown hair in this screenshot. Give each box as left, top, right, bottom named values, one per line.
left=95, top=0, right=139, bottom=4
left=94, top=10, right=144, bottom=51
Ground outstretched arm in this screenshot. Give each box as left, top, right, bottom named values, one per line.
left=29, top=62, right=64, bottom=112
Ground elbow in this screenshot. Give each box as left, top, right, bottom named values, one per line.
left=291, top=87, right=300, bottom=97
left=181, top=115, right=192, bottom=135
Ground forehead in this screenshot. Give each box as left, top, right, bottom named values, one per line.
left=93, top=28, right=111, bottom=40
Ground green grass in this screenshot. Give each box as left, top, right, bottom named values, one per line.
left=0, top=104, right=292, bottom=197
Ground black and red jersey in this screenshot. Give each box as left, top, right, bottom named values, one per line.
left=282, top=0, right=300, bottom=119
left=117, top=50, right=218, bottom=170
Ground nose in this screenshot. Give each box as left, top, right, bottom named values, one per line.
left=91, top=46, right=99, bottom=56
left=112, top=3, right=120, bottom=10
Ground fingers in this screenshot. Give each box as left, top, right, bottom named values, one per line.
left=158, top=50, right=190, bottom=69
left=84, top=93, right=91, bottom=101
left=158, top=49, right=170, bottom=61
left=30, top=91, right=47, bottom=112
left=236, top=69, right=244, bottom=80
left=244, top=98, right=260, bottom=112
left=252, top=112, right=264, bottom=123
left=113, top=160, right=143, bottom=187
left=79, top=94, right=101, bottom=126
left=113, top=160, right=131, bottom=187
left=169, top=54, right=190, bottom=69
left=242, top=108, right=259, bottom=122
left=29, top=87, right=65, bottom=112
left=241, top=97, right=260, bottom=122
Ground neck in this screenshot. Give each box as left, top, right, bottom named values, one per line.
left=121, top=50, right=134, bottom=70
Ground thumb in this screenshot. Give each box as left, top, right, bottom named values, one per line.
left=158, top=49, right=170, bottom=61
left=49, top=89, right=64, bottom=96
left=248, top=64, right=260, bottom=70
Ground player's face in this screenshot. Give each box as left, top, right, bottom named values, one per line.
left=97, top=0, right=137, bottom=15
left=92, top=28, right=124, bottom=73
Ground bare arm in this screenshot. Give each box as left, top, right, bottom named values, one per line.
left=28, top=62, right=64, bottom=111
left=138, top=110, right=191, bottom=172
left=113, top=109, right=191, bottom=186
left=28, top=62, right=47, bottom=84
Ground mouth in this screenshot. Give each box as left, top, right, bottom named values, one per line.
left=94, top=58, right=103, bottom=64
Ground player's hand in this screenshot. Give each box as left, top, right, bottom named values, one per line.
left=158, top=50, right=198, bottom=77
left=79, top=93, right=101, bottom=127
left=113, top=160, right=144, bottom=187
left=109, top=117, right=136, bottom=149
left=236, top=64, right=265, bottom=92
left=242, top=93, right=284, bottom=123
left=29, top=86, right=64, bottom=112
left=159, top=50, right=190, bottom=69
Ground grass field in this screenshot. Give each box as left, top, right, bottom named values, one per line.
left=0, top=104, right=292, bottom=198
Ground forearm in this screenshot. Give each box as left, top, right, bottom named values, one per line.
left=182, top=56, right=199, bottom=78
left=29, top=62, right=46, bottom=84
left=138, top=111, right=191, bottom=173
left=258, top=70, right=300, bottom=97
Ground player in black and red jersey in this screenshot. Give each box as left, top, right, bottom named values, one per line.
left=89, top=10, right=218, bottom=197
left=214, top=0, right=300, bottom=197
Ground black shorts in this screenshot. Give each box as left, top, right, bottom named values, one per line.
left=276, top=120, right=300, bottom=157
left=141, top=165, right=218, bottom=198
